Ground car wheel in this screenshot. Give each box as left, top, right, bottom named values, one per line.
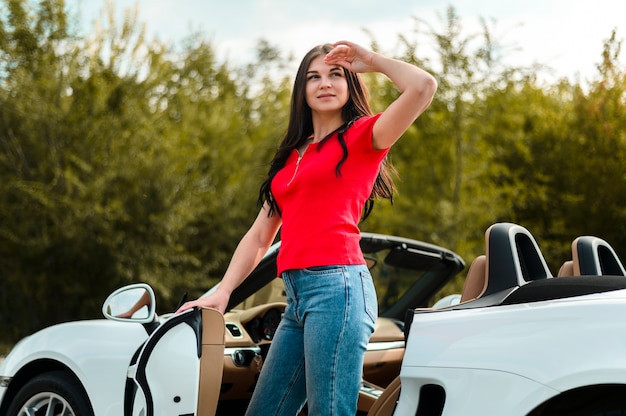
left=6, top=370, right=93, bottom=416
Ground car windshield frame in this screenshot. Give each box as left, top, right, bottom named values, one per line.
left=205, top=232, right=465, bottom=321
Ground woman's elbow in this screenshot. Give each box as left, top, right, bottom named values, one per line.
left=421, top=73, right=438, bottom=100
left=413, top=74, right=437, bottom=111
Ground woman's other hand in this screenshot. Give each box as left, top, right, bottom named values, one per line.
left=175, top=287, right=230, bottom=314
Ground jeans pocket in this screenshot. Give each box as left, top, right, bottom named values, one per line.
left=303, top=266, right=343, bottom=275
left=360, top=270, right=378, bottom=324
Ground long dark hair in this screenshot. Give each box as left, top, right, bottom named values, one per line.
left=258, top=43, right=396, bottom=220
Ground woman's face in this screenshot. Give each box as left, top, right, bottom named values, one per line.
left=305, top=55, right=349, bottom=115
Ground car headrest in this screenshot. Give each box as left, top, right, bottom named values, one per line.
left=572, top=236, right=626, bottom=276
left=483, top=222, right=552, bottom=297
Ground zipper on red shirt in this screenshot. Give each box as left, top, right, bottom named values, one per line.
left=287, top=137, right=314, bottom=187
left=286, top=152, right=303, bottom=186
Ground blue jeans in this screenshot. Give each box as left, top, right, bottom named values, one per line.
left=245, top=264, right=378, bottom=416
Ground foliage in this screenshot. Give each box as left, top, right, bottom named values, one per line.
left=0, top=0, right=625, bottom=341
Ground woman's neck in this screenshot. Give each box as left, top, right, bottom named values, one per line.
left=310, top=113, right=344, bottom=143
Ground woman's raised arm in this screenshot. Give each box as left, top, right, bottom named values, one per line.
left=325, top=40, right=437, bottom=150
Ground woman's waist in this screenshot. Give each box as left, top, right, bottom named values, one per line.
left=276, top=241, right=365, bottom=275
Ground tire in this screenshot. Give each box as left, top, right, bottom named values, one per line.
left=6, top=370, right=93, bottom=416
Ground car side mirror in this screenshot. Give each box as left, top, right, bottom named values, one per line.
left=102, top=283, right=156, bottom=323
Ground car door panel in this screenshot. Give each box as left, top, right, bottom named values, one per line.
left=128, top=307, right=224, bottom=416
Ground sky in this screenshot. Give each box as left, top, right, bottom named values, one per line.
left=72, top=0, right=626, bottom=85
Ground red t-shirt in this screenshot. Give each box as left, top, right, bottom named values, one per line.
left=271, top=114, right=388, bottom=274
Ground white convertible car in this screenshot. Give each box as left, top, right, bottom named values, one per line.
left=3, top=223, right=625, bottom=416
left=395, top=222, right=626, bottom=416
left=0, top=232, right=465, bottom=416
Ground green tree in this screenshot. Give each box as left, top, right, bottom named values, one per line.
left=484, top=29, right=626, bottom=272
left=0, top=1, right=298, bottom=343
left=2, top=0, right=625, bottom=345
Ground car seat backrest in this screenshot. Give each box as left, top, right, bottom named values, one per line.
left=557, top=260, right=575, bottom=277
left=483, top=222, right=552, bottom=297
left=459, top=255, right=487, bottom=302
left=572, top=236, right=626, bottom=276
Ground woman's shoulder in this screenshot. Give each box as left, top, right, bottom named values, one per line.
left=346, top=113, right=382, bottom=138
left=344, top=113, right=384, bottom=150
left=350, top=113, right=382, bottom=131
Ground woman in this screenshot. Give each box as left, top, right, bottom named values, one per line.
left=177, top=40, right=437, bottom=416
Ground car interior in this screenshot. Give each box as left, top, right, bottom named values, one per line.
left=213, top=234, right=465, bottom=416
left=414, top=224, right=626, bottom=312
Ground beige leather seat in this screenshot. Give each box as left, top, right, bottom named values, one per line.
left=197, top=308, right=225, bottom=416
left=557, top=260, right=575, bottom=277
left=459, top=255, right=487, bottom=302
left=459, top=222, right=551, bottom=301
left=367, top=375, right=401, bottom=416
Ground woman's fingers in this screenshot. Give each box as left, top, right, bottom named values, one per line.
left=325, top=41, right=374, bottom=73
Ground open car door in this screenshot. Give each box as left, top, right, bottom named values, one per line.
left=126, top=307, right=225, bottom=416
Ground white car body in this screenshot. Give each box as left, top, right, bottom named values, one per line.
left=0, top=320, right=148, bottom=415
left=0, top=291, right=209, bottom=416
left=397, top=290, right=626, bottom=415
left=395, top=223, right=626, bottom=416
